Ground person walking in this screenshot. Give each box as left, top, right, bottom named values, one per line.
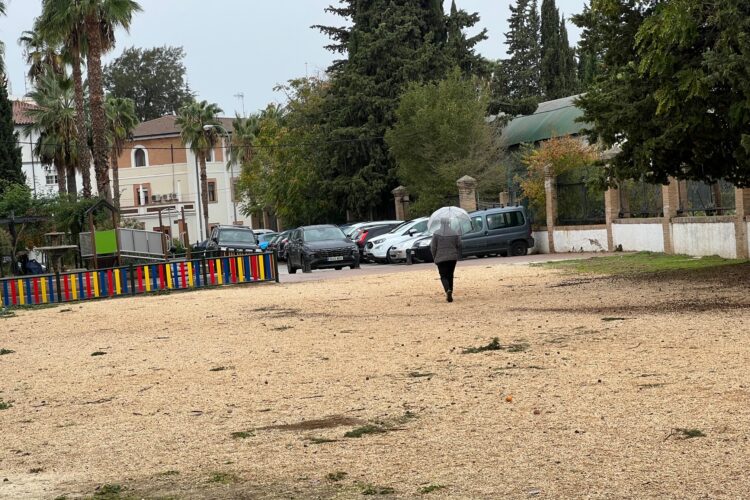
left=430, top=217, right=462, bottom=302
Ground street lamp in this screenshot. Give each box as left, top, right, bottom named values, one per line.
left=203, top=123, right=238, bottom=225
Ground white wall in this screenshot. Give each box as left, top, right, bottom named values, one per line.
left=672, top=222, right=736, bottom=258
left=612, top=223, right=664, bottom=253
left=553, top=227, right=608, bottom=252
left=532, top=230, right=549, bottom=254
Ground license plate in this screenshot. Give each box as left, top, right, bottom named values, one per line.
left=328, top=256, right=344, bottom=262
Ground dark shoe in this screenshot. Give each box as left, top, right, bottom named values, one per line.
left=446, top=290, right=453, bottom=303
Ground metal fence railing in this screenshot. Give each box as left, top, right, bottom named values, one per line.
left=618, top=180, right=664, bottom=218
left=682, top=180, right=736, bottom=216
left=556, top=181, right=605, bottom=225
left=1, top=251, right=278, bottom=309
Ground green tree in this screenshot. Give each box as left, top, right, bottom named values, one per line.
left=24, top=69, right=78, bottom=196
left=316, top=0, right=453, bottom=219
left=540, top=0, right=579, bottom=99
left=104, top=46, right=194, bottom=122
left=104, top=96, right=137, bottom=210
left=18, top=29, right=65, bottom=85
left=176, top=100, right=222, bottom=238
left=386, top=69, right=499, bottom=215
left=446, top=0, right=488, bottom=76
left=505, top=0, right=542, bottom=100
left=0, top=81, right=24, bottom=194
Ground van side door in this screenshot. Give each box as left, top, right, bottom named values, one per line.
left=460, top=215, right=487, bottom=257
left=485, top=210, right=527, bottom=253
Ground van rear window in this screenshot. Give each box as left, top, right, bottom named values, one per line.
left=486, top=211, right=525, bottom=230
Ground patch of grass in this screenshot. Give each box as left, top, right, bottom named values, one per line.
left=326, top=471, right=347, bottom=482
left=462, top=338, right=528, bottom=354
left=668, top=428, right=706, bottom=440
left=420, top=484, right=446, bottom=494
left=601, top=317, right=627, bottom=321
left=29, top=467, right=44, bottom=473
left=208, top=472, right=238, bottom=484
left=0, top=348, right=14, bottom=355
left=158, top=470, right=180, bottom=476
left=462, top=337, right=501, bottom=354
left=362, top=484, right=395, bottom=495
left=0, top=399, right=12, bottom=410
left=91, top=351, right=107, bottom=356
left=0, top=308, right=15, bottom=318
left=344, top=424, right=388, bottom=438
left=209, top=366, right=228, bottom=372
left=230, top=430, right=254, bottom=439
left=540, top=252, right=746, bottom=276
left=307, top=436, right=338, bottom=444
left=94, top=483, right=123, bottom=497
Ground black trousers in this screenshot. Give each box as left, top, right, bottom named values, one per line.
left=436, top=260, right=456, bottom=293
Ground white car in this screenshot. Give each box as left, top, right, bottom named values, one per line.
left=387, top=233, right=430, bottom=263
left=364, top=217, right=429, bottom=263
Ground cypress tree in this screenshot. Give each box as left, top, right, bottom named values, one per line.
left=558, top=15, right=579, bottom=96
left=0, top=83, right=24, bottom=194
left=540, top=0, right=561, bottom=98
left=505, top=0, right=541, bottom=100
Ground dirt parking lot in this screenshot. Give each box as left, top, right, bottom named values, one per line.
left=1, top=256, right=749, bottom=499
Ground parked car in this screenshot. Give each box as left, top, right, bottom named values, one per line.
left=343, top=220, right=402, bottom=239
left=256, top=232, right=278, bottom=250
left=410, top=234, right=435, bottom=263
left=351, top=222, right=403, bottom=257
left=462, top=206, right=534, bottom=257
left=364, top=217, right=429, bottom=263
left=387, top=232, right=429, bottom=263
left=267, top=230, right=292, bottom=260
left=286, top=225, right=360, bottom=273
left=206, top=225, right=259, bottom=254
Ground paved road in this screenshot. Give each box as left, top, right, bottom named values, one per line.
left=277, top=252, right=615, bottom=283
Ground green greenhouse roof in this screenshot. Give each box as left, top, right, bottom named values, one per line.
left=499, top=95, right=588, bottom=148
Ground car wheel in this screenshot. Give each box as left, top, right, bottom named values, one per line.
left=302, top=257, right=312, bottom=273
left=334, top=266, right=342, bottom=271
left=287, top=258, right=297, bottom=274
left=510, top=241, right=528, bottom=257
left=350, top=256, right=360, bottom=270
left=385, top=248, right=394, bottom=264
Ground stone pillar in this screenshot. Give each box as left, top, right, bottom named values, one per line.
left=391, top=186, right=410, bottom=221
left=661, top=177, right=680, bottom=254
left=544, top=167, right=557, bottom=253
left=456, top=176, right=478, bottom=212
left=735, top=188, right=750, bottom=259
left=678, top=180, right=688, bottom=214
left=499, top=191, right=510, bottom=206
left=604, top=185, right=620, bottom=252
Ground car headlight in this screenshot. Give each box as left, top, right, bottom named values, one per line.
left=417, top=239, right=432, bottom=247
left=372, top=238, right=385, bottom=245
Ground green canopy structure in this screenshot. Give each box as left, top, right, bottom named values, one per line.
left=499, top=95, right=588, bottom=149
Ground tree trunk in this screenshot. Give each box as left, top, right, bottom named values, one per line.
left=84, top=12, right=111, bottom=202
left=112, top=148, right=121, bottom=210
left=66, top=162, right=77, bottom=198
left=71, top=47, right=92, bottom=198
left=200, top=156, right=210, bottom=239
left=55, top=160, right=67, bottom=195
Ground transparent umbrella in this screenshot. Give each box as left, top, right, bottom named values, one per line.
left=428, top=206, right=472, bottom=236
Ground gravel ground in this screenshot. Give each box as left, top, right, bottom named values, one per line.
left=0, top=260, right=749, bottom=499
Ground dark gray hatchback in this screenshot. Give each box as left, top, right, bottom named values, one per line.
left=461, top=206, right=534, bottom=257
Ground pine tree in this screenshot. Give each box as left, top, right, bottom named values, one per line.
left=0, top=83, right=24, bottom=194
left=446, top=0, right=488, bottom=76
left=316, top=0, right=453, bottom=219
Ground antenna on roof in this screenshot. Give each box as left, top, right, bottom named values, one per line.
left=234, top=93, right=245, bottom=117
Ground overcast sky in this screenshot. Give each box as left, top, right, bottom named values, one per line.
left=0, top=0, right=584, bottom=118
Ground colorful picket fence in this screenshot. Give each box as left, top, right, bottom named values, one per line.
left=1, top=252, right=278, bottom=309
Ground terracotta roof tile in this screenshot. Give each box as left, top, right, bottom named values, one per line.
left=132, top=115, right=235, bottom=139
left=12, top=100, right=38, bottom=125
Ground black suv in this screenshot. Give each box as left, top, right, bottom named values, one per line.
left=206, top=225, right=259, bottom=254
left=286, top=225, right=360, bottom=273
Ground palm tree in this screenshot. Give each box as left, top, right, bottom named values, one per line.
left=18, top=29, right=65, bottom=84
left=176, top=100, right=222, bottom=239
left=39, top=0, right=141, bottom=201
left=228, top=113, right=259, bottom=172
left=104, top=96, right=137, bottom=210
left=24, top=69, right=79, bottom=197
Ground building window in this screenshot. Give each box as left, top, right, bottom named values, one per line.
left=131, top=145, right=149, bottom=167
left=134, top=184, right=151, bottom=206
left=207, top=180, right=217, bottom=203
left=44, top=166, right=57, bottom=186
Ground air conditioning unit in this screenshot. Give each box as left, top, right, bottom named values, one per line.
left=151, top=194, right=162, bottom=202
left=169, top=193, right=179, bottom=201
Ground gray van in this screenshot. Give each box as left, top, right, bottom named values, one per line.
left=462, top=206, right=534, bottom=257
